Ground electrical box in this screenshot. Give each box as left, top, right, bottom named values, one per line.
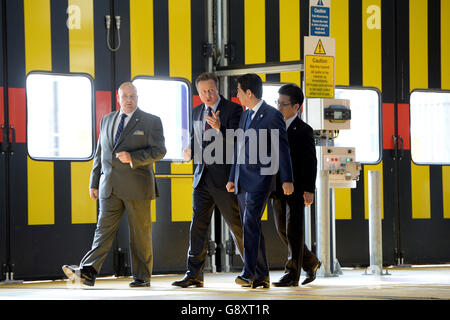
left=306, top=98, right=351, bottom=131
left=316, top=146, right=361, bottom=188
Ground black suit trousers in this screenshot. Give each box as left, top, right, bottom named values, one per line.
left=186, top=169, right=244, bottom=280
left=270, top=192, right=319, bottom=281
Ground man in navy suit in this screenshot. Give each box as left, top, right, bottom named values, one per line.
left=270, top=84, right=321, bottom=287
left=226, top=73, right=294, bottom=288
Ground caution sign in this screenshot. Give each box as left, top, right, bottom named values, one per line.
left=314, top=39, right=326, bottom=55
left=305, top=55, right=334, bottom=98
left=309, top=0, right=330, bottom=37
left=304, top=36, right=335, bottom=98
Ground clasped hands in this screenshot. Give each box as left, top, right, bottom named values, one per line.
left=226, top=181, right=294, bottom=196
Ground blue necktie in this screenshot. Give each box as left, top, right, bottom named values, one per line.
left=244, top=109, right=254, bottom=131
left=114, top=113, right=127, bottom=146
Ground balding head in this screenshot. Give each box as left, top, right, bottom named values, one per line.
left=118, top=81, right=138, bottom=114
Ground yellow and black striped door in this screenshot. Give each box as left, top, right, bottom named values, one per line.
left=393, top=0, right=450, bottom=264
left=1, top=0, right=116, bottom=280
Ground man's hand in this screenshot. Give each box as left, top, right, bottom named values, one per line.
left=183, top=146, right=192, bottom=162
left=282, top=182, right=294, bottom=196
left=226, top=181, right=235, bottom=193
left=304, top=192, right=314, bottom=207
left=89, top=188, right=98, bottom=200
left=116, top=151, right=132, bottom=163
left=205, top=110, right=221, bottom=131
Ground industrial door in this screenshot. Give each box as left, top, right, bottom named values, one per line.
left=0, top=0, right=200, bottom=281
left=332, top=0, right=450, bottom=266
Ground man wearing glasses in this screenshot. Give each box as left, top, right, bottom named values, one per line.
left=270, top=83, right=321, bottom=287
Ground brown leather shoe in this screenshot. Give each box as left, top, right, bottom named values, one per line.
left=235, top=275, right=251, bottom=287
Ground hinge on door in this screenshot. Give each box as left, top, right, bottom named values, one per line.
left=1, top=125, right=15, bottom=155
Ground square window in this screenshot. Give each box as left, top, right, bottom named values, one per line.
left=26, top=73, right=94, bottom=160
left=132, top=77, right=191, bottom=161
left=410, top=90, right=450, bottom=164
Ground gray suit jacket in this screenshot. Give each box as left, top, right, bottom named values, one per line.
left=89, top=108, right=166, bottom=200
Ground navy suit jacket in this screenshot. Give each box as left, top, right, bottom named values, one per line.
left=228, top=101, right=293, bottom=194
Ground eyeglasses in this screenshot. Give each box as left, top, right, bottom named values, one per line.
left=275, top=100, right=291, bottom=107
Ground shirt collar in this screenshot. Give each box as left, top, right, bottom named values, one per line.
left=248, top=99, right=264, bottom=115
left=119, top=107, right=137, bottom=118
left=285, top=114, right=298, bottom=129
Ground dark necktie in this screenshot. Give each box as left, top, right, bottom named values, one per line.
left=114, top=113, right=127, bottom=146
left=244, top=109, right=254, bottom=131
left=204, top=106, right=213, bottom=132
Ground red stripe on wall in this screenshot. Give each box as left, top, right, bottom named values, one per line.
left=382, top=103, right=395, bottom=149
left=8, top=87, right=26, bottom=143
left=95, top=91, right=112, bottom=139
left=193, top=95, right=202, bottom=108
left=231, top=96, right=245, bottom=110
left=397, top=103, right=410, bottom=150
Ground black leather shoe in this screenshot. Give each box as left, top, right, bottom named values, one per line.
left=272, top=273, right=298, bottom=287
left=302, top=261, right=321, bottom=285
left=129, top=279, right=151, bottom=287
left=172, top=275, right=204, bottom=288
left=62, top=265, right=96, bottom=286
left=235, top=275, right=251, bottom=287
left=251, top=277, right=270, bottom=289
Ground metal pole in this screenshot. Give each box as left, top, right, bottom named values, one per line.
left=206, top=0, right=214, bottom=73
left=366, top=170, right=387, bottom=275
left=304, top=206, right=311, bottom=249
left=330, top=189, right=342, bottom=275
left=316, top=170, right=332, bottom=277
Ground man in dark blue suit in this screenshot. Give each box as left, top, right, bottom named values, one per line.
left=226, top=73, right=294, bottom=288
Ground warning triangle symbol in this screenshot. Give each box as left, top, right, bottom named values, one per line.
left=317, top=0, right=324, bottom=5
left=314, top=39, right=326, bottom=55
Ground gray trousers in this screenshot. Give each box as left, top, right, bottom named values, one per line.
left=80, top=193, right=153, bottom=281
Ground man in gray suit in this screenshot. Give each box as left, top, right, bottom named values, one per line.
left=62, top=82, right=166, bottom=287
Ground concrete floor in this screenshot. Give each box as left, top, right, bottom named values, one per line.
left=0, top=265, right=449, bottom=301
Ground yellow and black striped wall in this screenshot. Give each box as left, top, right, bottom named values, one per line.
left=0, top=0, right=449, bottom=280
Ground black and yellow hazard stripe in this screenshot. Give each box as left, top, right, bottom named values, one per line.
left=409, top=0, right=431, bottom=219
left=67, top=0, right=97, bottom=224
left=24, top=0, right=54, bottom=225
left=331, top=0, right=352, bottom=220
left=51, top=0, right=72, bottom=226
left=442, top=0, right=450, bottom=219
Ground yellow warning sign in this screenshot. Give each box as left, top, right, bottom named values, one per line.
left=314, top=39, right=326, bottom=55
left=304, top=55, right=334, bottom=98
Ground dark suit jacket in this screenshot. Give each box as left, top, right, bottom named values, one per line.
left=191, top=95, right=243, bottom=189
left=275, top=116, right=317, bottom=197
left=89, top=108, right=166, bottom=200
left=229, top=101, right=293, bottom=194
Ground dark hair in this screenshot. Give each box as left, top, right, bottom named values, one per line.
left=236, top=73, right=263, bottom=99
left=195, top=72, right=219, bottom=88
left=278, top=83, right=304, bottom=107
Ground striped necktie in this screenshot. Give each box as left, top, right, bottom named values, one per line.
left=114, top=113, right=127, bottom=146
